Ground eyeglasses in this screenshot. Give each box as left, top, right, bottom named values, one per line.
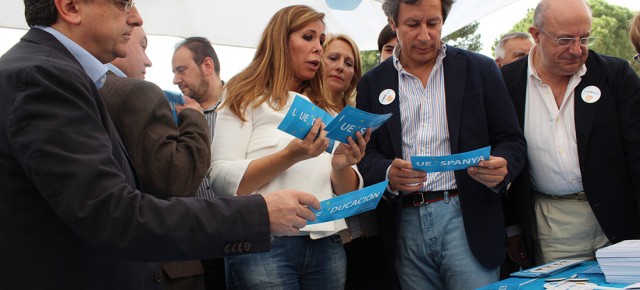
left=634, top=54, right=640, bottom=64
left=537, top=27, right=597, bottom=47
left=112, top=0, right=135, bottom=11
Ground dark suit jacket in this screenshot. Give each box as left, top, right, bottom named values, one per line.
left=0, top=28, right=269, bottom=290
left=502, top=51, right=640, bottom=261
left=100, top=73, right=210, bottom=199
left=356, top=45, right=527, bottom=269
left=100, top=73, right=210, bottom=289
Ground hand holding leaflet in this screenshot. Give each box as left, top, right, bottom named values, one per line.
left=278, top=95, right=391, bottom=146
left=163, top=90, right=184, bottom=124
left=411, top=146, right=491, bottom=173
left=325, top=105, right=392, bottom=144
left=277, top=95, right=336, bottom=152
left=306, top=181, right=387, bottom=225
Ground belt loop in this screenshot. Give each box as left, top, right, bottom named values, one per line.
left=444, top=191, right=450, bottom=204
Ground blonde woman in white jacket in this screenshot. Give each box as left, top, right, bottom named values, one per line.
left=209, top=5, right=369, bottom=290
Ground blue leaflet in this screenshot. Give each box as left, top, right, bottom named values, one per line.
left=277, top=95, right=337, bottom=153
left=278, top=95, right=391, bottom=147
left=163, top=90, right=184, bottom=125
left=411, top=146, right=491, bottom=173
left=308, top=180, right=387, bottom=225
left=277, top=94, right=334, bottom=139
left=325, top=106, right=392, bottom=144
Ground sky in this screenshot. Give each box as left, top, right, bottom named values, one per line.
left=0, top=0, right=638, bottom=92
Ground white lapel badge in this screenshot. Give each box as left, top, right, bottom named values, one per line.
left=379, top=89, right=396, bottom=105
left=581, top=86, right=601, bottom=104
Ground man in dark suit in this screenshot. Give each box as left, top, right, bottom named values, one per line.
left=355, top=0, right=526, bottom=289
left=0, top=1, right=319, bottom=289
left=502, top=0, right=640, bottom=265
left=101, top=27, right=210, bottom=289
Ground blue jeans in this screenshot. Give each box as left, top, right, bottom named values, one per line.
left=225, top=235, right=346, bottom=290
left=396, top=195, right=499, bottom=290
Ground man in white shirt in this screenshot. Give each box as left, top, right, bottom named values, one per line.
left=502, top=0, right=640, bottom=265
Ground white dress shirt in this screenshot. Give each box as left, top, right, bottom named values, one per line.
left=524, top=49, right=586, bottom=195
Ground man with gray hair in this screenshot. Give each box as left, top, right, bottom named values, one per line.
left=0, top=1, right=320, bottom=288
left=494, top=32, right=534, bottom=67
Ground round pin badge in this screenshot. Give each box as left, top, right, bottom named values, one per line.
left=379, top=89, right=396, bottom=105
left=581, top=86, right=601, bottom=104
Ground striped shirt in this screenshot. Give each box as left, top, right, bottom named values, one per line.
left=194, top=102, right=220, bottom=200
left=393, top=44, right=457, bottom=192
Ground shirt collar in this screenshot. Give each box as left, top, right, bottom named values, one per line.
left=106, top=63, right=127, bottom=78
left=392, top=43, right=448, bottom=74
left=35, top=26, right=109, bottom=89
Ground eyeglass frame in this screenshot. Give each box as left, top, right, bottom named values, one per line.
left=113, top=0, right=135, bottom=11
left=536, top=26, right=597, bottom=47
left=634, top=54, right=640, bottom=64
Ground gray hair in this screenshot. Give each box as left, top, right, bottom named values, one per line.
left=494, top=32, right=534, bottom=59
left=382, top=0, right=455, bottom=26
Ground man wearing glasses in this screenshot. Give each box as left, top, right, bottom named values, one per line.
left=0, top=0, right=320, bottom=289
left=502, top=0, right=640, bottom=266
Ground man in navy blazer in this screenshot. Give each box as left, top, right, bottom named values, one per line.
left=356, top=0, right=526, bottom=289
left=501, top=0, right=640, bottom=265
left=0, top=1, right=319, bottom=289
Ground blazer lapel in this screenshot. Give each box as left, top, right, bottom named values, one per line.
left=574, top=55, right=603, bottom=164
left=378, top=61, right=403, bottom=157
left=443, top=47, right=466, bottom=153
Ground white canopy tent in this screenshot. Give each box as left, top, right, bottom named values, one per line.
left=1, top=0, right=519, bottom=51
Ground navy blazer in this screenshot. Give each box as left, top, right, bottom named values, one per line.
left=356, top=45, right=526, bottom=268
left=502, top=51, right=640, bottom=260
left=0, top=28, right=270, bottom=289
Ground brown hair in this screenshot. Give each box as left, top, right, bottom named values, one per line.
left=630, top=12, right=640, bottom=53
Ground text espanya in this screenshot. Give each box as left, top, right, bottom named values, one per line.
left=316, top=192, right=382, bottom=216
left=416, top=156, right=485, bottom=167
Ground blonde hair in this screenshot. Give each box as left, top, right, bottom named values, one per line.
left=630, top=12, right=640, bottom=53
left=322, top=34, right=362, bottom=110
left=222, top=5, right=329, bottom=121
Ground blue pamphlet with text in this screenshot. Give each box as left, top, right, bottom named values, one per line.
left=325, top=106, right=392, bottom=144
left=308, top=181, right=387, bottom=225
left=277, top=95, right=336, bottom=152
left=277, top=94, right=334, bottom=139
left=278, top=96, right=391, bottom=147
left=411, top=146, right=491, bottom=173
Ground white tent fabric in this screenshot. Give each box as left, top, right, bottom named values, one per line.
left=0, top=0, right=518, bottom=51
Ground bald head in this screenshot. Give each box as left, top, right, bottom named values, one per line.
left=534, top=0, right=592, bottom=30
left=111, top=27, right=153, bottom=79
left=530, top=0, right=592, bottom=78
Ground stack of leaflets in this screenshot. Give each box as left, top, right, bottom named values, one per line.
left=596, top=240, right=640, bottom=284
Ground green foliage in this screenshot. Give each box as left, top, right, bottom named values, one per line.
left=499, top=0, right=639, bottom=73
left=443, top=21, right=483, bottom=52
left=360, top=50, right=379, bottom=74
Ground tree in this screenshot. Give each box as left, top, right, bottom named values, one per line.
left=500, top=0, right=639, bottom=73
left=359, top=22, right=483, bottom=74
left=360, top=50, right=379, bottom=74
left=443, top=21, right=483, bottom=52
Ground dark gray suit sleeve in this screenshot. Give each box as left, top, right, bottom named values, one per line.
left=100, top=75, right=210, bottom=199
left=9, top=63, right=270, bottom=261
